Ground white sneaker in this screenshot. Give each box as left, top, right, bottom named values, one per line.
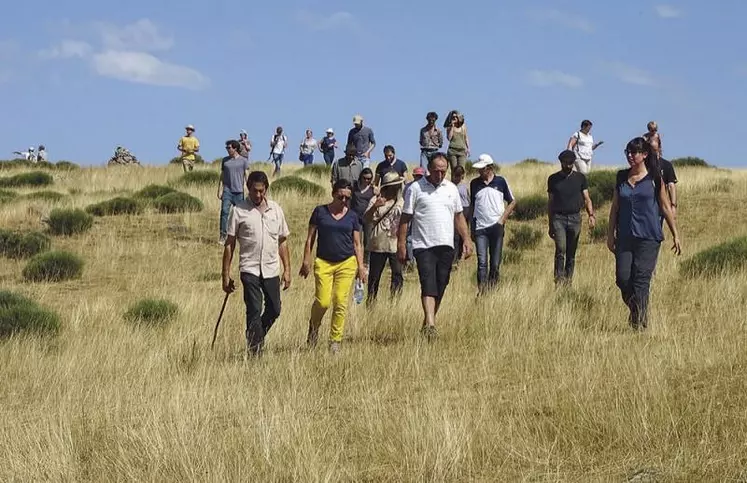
left=329, top=341, right=341, bottom=354
left=218, top=235, right=226, bottom=245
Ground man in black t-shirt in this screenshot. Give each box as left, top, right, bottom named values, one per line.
left=659, top=158, right=678, bottom=221
left=547, top=150, right=596, bottom=285
left=374, top=145, right=408, bottom=186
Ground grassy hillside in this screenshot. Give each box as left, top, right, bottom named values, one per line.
left=1, top=161, right=746, bottom=481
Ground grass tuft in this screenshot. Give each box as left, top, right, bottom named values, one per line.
left=0, top=171, right=54, bottom=188
left=512, top=194, right=546, bottom=221
left=0, top=230, right=51, bottom=259
left=681, top=237, right=747, bottom=278
left=46, top=208, right=94, bottom=236
left=153, top=192, right=204, bottom=213
left=22, top=250, right=84, bottom=282
left=0, top=290, right=60, bottom=338
left=507, top=225, right=543, bottom=251
left=271, top=176, right=326, bottom=197
left=124, top=298, right=179, bottom=326
left=85, top=197, right=143, bottom=216
left=177, top=170, right=221, bottom=186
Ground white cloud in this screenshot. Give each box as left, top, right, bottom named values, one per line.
left=655, top=5, right=683, bottom=18
left=527, top=69, right=583, bottom=88
left=92, top=50, right=208, bottom=90
left=95, top=19, right=173, bottom=52
left=295, top=10, right=359, bottom=32
left=602, top=61, right=657, bottom=86
left=527, top=8, right=595, bottom=33
left=39, top=40, right=92, bottom=59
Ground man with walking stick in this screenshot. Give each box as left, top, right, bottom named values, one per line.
left=221, top=170, right=292, bottom=357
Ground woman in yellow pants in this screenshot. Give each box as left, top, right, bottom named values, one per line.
left=299, top=179, right=367, bottom=353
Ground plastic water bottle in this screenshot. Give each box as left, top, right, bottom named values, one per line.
left=353, top=279, right=364, bottom=305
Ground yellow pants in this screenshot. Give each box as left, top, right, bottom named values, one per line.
left=310, top=256, right=357, bottom=343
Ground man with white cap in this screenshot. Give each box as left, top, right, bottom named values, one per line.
left=178, top=124, right=200, bottom=172
left=469, top=153, right=516, bottom=294
left=319, top=128, right=338, bottom=166
left=346, top=114, right=376, bottom=168
left=239, top=130, right=252, bottom=158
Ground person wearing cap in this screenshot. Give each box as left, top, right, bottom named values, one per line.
left=363, top=171, right=405, bottom=303
left=299, top=129, right=318, bottom=166
left=331, top=144, right=364, bottom=187
left=239, top=130, right=252, bottom=158
left=178, top=125, right=200, bottom=172
left=547, top=150, right=596, bottom=286
left=346, top=114, right=376, bottom=168
left=269, top=126, right=288, bottom=176
left=397, top=153, right=472, bottom=340
left=420, top=111, right=443, bottom=170
left=469, top=153, right=515, bottom=294
left=374, top=145, right=408, bottom=186
left=567, top=120, right=603, bottom=175
left=319, top=128, right=338, bottom=166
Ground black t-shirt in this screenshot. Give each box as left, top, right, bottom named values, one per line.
left=375, top=159, right=408, bottom=178
left=547, top=170, right=588, bottom=214
left=660, top=159, right=678, bottom=185
left=351, top=183, right=375, bottom=219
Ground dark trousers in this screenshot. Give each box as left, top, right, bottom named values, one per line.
left=475, top=222, right=505, bottom=291
left=551, top=213, right=582, bottom=284
left=366, top=251, right=403, bottom=303
left=240, top=272, right=281, bottom=353
left=615, top=238, right=661, bottom=329
left=323, top=150, right=335, bottom=166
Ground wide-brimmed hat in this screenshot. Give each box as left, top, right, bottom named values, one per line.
left=185, top=124, right=195, bottom=131
left=326, top=128, right=334, bottom=134
left=472, top=153, right=494, bottom=169
left=380, top=172, right=403, bottom=188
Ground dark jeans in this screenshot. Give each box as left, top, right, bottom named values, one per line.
left=220, top=189, right=244, bottom=237
left=551, top=213, right=582, bottom=284
left=475, top=222, right=504, bottom=291
left=240, top=272, right=282, bottom=353
left=414, top=245, right=455, bottom=302
left=323, top=150, right=335, bottom=166
left=615, top=238, right=661, bottom=329
left=366, top=251, right=403, bottom=303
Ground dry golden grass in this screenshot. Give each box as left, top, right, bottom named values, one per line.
left=1, top=162, right=747, bottom=481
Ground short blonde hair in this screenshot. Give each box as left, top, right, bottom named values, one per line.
left=647, top=121, right=658, bottom=132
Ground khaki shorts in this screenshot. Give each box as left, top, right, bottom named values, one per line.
left=182, top=157, right=195, bottom=169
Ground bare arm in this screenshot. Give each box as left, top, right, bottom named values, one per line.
left=606, top=191, right=620, bottom=253
left=567, top=136, right=577, bottom=151
left=221, top=235, right=237, bottom=291
left=299, top=224, right=317, bottom=278
left=446, top=126, right=454, bottom=141
left=667, top=183, right=677, bottom=208
left=278, top=236, right=291, bottom=289
left=464, top=126, right=470, bottom=153
left=658, top=182, right=681, bottom=254
left=582, top=189, right=596, bottom=228
left=396, top=213, right=413, bottom=263
left=500, top=200, right=517, bottom=225
left=353, top=230, right=367, bottom=282
left=547, top=193, right=555, bottom=237
left=454, top=212, right=472, bottom=259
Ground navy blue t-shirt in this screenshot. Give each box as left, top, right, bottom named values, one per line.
left=375, top=159, right=408, bottom=178
left=309, top=205, right=361, bottom=262
left=615, top=170, right=664, bottom=243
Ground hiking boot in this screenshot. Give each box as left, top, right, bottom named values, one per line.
left=306, top=324, right=319, bottom=347
left=420, top=325, right=438, bottom=342
left=329, top=341, right=341, bottom=355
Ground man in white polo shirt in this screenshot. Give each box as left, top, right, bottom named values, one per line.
left=469, top=153, right=516, bottom=294
left=222, top=170, right=291, bottom=357
left=397, top=153, right=472, bottom=340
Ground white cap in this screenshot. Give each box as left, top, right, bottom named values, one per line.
left=472, top=153, right=494, bottom=169
left=29, top=146, right=35, bottom=151
left=326, top=128, right=334, bottom=133
left=185, top=124, right=195, bottom=130
left=240, top=129, right=247, bottom=135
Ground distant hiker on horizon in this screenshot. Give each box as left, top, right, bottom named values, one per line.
left=218, top=140, right=250, bottom=245
left=420, top=111, right=443, bottom=171
left=643, top=121, right=662, bottom=159
left=445, top=110, right=470, bottom=172
left=13, top=147, right=35, bottom=162
left=567, top=120, right=603, bottom=175
left=299, top=129, right=318, bottom=166
left=319, top=128, right=338, bottom=166
left=269, top=126, right=288, bottom=176
left=239, top=130, right=252, bottom=157
left=607, top=137, right=681, bottom=331
left=223, top=170, right=291, bottom=357
left=36, top=145, right=48, bottom=163
left=547, top=150, right=596, bottom=286
left=178, top=124, right=200, bottom=172
left=346, top=114, right=376, bottom=169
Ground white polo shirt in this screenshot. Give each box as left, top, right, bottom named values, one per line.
left=403, top=177, right=462, bottom=250
left=227, top=199, right=290, bottom=278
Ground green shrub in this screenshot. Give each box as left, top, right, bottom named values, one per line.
left=22, top=250, right=84, bottom=282
left=24, top=190, right=68, bottom=203
left=0, top=290, right=60, bottom=338
left=681, top=237, right=747, bottom=278
left=0, top=230, right=51, bottom=259
left=508, top=225, right=543, bottom=251
left=85, top=197, right=143, bottom=216
left=517, top=158, right=552, bottom=166
left=271, top=176, right=325, bottom=197
left=706, top=178, right=733, bottom=193
left=169, top=154, right=205, bottom=165
left=124, top=298, right=179, bottom=326
left=46, top=208, right=94, bottom=236
left=211, top=157, right=224, bottom=165
left=0, top=171, right=54, bottom=188
left=0, top=189, right=17, bottom=204
left=587, top=170, right=617, bottom=203
left=134, top=184, right=177, bottom=200
left=589, top=218, right=609, bottom=243
left=671, top=156, right=709, bottom=168
left=36, top=161, right=56, bottom=170
left=512, top=194, right=546, bottom=221
left=153, top=192, right=204, bottom=213
left=587, top=186, right=605, bottom=209
left=178, top=170, right=221, bottom=186
left=0, top=159, right=34, bottom=170
left=502, top=248, right=523, bottom=265
left=298, top=164, right=332, bottom=177
left=55, top=161, right=80, bottom=170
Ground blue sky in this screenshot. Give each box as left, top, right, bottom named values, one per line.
left=1, top=0, right=745, bottom=167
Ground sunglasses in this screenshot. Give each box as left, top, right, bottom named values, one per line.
left=625, top=150, right=644, bottom=156
left=362, top=176, right=373, bottom=181
left=336, top=195, right=351, bottom=201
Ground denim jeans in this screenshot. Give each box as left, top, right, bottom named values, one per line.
left=366, top=252, right=403, bottom=303
left=420, top=149, right=436, bottom=171
left=356, top=155, right=370, bottom=169
left=220, top=189, right=244, bottom=237
left=301, top=153, right=314, bottom=166
left=272, top=153, right=284, bottom=174
left=615, top=237, right=661, bottom=329
left=323, top=150, right=335, bottom=166
left=475, top=222, right=505, bottom=291
left=551, top=213, right=582, bottom=284
left=241, top=272, right=281, bottom=354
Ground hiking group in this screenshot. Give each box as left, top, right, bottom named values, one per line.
left=208, top=112, right=681, bottom=356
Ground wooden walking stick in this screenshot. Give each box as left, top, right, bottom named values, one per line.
left=211, top=292, right=230, bottom=349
